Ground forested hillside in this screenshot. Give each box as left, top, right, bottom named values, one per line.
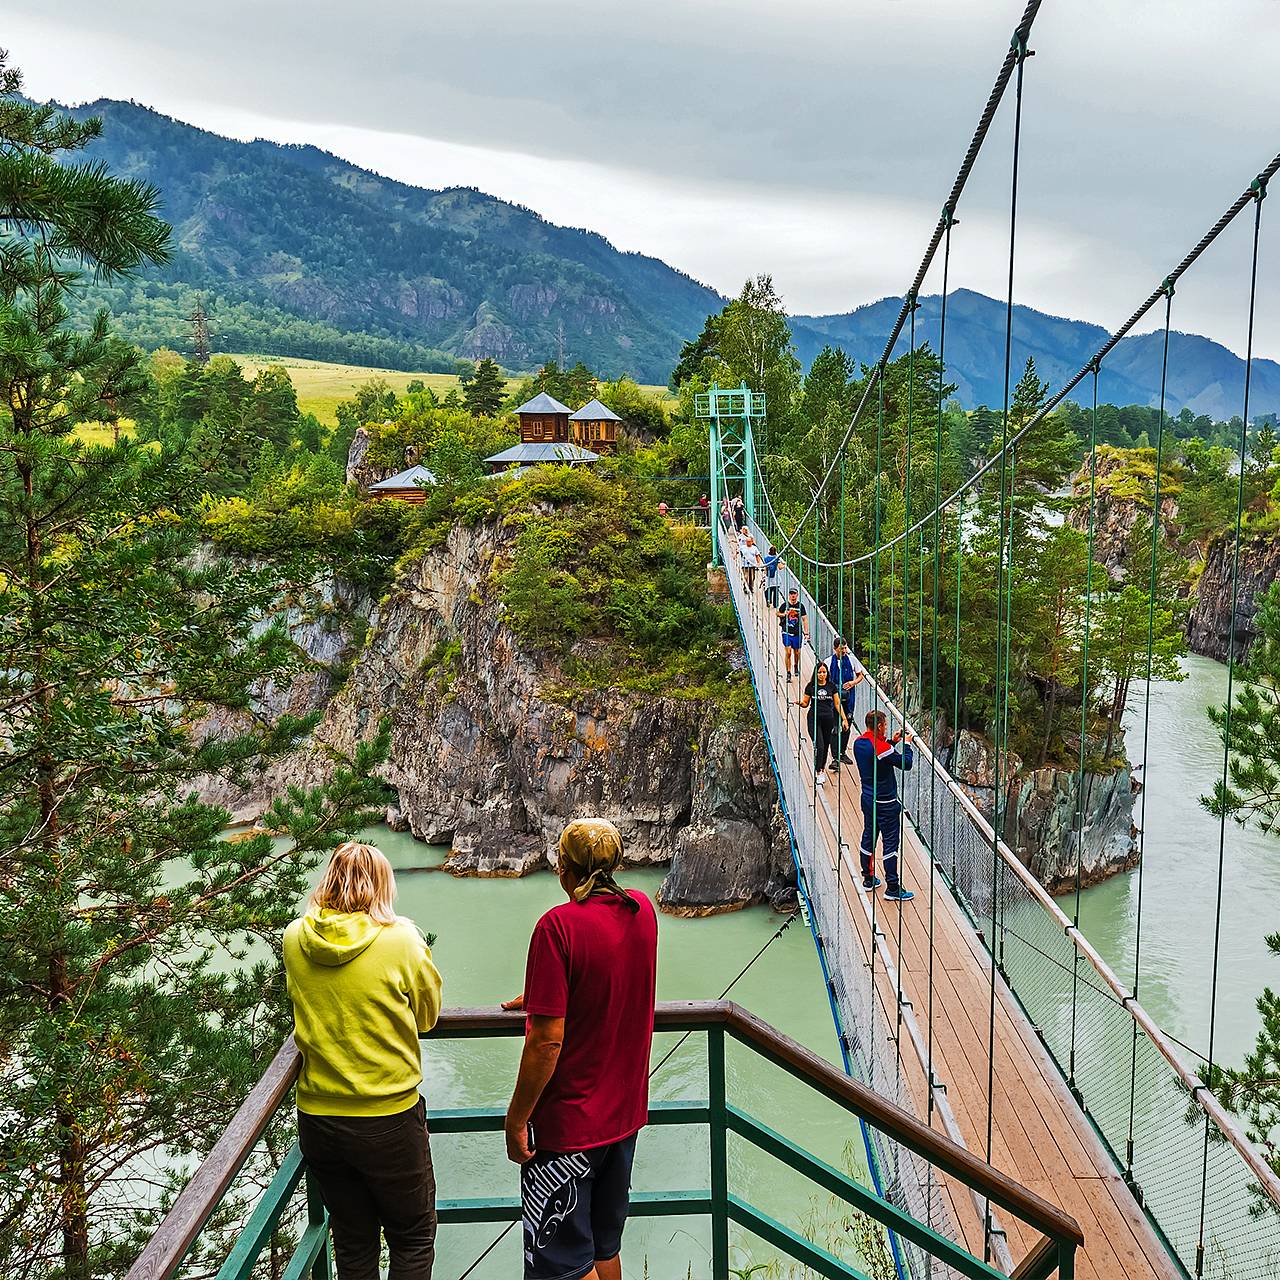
left=60, top=99, right=723, bottom=382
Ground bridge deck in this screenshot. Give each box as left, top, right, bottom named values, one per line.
left=736, top=584, right=1176, bottom=1280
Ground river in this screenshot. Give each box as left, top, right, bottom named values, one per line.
left=1077, top=651, right=1280, bottom=1071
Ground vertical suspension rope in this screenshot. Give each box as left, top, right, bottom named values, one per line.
left=1197, top=177, right=1267, bottom=1279
left=1068, top=360, right=1102, bottom=1098
left=928, top=213, right=953, bottom=1136
left=952, top=483, right=965, bottom=888
left=985, top=32, right=1028, bottom=1260
left=869, top=369, right=887, bottom=1097
left=1125, top=285, right=1174, bottom=1173
left=895, top=299, right=919, bottom=1080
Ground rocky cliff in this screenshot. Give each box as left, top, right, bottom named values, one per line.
left=225, top=518, right=794, bottom=914
left=1185, top=533, right=1280, bottom=662
left=1067, top=448, right=1180, bottom=581
left=949, top=731, right=1138, bottom=893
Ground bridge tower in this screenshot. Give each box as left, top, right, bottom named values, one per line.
left=697, top=381, right=765, bottom=565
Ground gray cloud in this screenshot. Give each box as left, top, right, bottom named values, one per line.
left=9, top=0, right=1280, bottom=358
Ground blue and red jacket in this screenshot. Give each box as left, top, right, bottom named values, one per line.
left=853, top=730, right=913, bottom=804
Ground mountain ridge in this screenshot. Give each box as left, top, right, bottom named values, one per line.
left=54, top=97, right=1280, bottom=415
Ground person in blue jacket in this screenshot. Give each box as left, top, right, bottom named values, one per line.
left=827, top=637, right=865, bottom=764
left=852, top=710, right=915, bottom=901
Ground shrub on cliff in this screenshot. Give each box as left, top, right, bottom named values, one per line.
left=491, top=464, right=733, bottom=692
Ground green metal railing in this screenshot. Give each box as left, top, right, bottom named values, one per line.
left=126, top=1002, right=1081, bottom=1280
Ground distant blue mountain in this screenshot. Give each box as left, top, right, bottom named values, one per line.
left=792, top=289, right=1280, bottom=419
left=50, top=97, right=1280, bottom=412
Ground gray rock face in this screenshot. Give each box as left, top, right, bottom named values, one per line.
left=345, top=427, right=397, bottom=491
left=1067, top=451, right=1180, bottom=582
left=232, top=518, right=793, bottom=911
left=661, top=722, right=794, bottom=915
left=949, top=730, right=1138, bottom=894
left=1186, top=534, right=1280, bottom=662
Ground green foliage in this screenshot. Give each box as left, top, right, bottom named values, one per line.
left=1200, top=580, right=1280, bottom=1184
left=492, top=465, right=732, bottom=688
left=462, top=356, right=507, bottom=416
left=0, top=70, right=390, bottom=1277
left=364, top=401, right=517, bottom=481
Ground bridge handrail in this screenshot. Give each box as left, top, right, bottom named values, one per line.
left=742, top=516, right=1280, bottom=1214
left=125, top=1000, right=1081, bottom=1280
left=853, top=638, right=1280, bottom=1211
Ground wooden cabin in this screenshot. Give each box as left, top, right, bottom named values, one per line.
left=515, top=391, right=572, bottom=444
left=569, top=398, right=621, bottom=453
left=367, top=464, right=437, bottom=505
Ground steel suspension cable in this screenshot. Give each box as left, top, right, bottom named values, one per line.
left=768, top=149, right=1280, bottom=576
left=927, top=215, right=953, bottom=1140
left=985, top=31, right=1029, bottom=1261
left=1196, top=177, right=1267, bottom=1280
left=1125, top=284, right=1175, bottom=1175
left=759, top=1, right=1044, bottom=568
left=1067, top=361, right=1102, bottom=1099
left=894, top=298, right=920, bottom=1082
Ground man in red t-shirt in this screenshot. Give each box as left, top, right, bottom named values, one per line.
left=503, top=818, right=658, bottom=1280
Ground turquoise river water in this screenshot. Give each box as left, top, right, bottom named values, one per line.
left=349, top=650, right=1274, bottom=1278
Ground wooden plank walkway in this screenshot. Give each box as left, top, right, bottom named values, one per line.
left=734, top=578, right=1177, bottom=1280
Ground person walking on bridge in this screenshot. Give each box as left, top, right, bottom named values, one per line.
left=777, top=586, right=808, bottom=681
left=795, top=660, right=849, bottom=786
left=828, top=637, right=865, bottom=764
left=504, top=818, right=659, bottom=1280
left=853, top=711, right=915, bottom=901
left=763, top=545, right=782, bottom=607
left=285, top=841, right=443, bottom=1280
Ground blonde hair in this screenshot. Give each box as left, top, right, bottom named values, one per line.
left=310, top=841, right=397, bottom=925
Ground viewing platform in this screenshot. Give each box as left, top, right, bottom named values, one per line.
left=127, top=1003, right=1082, bottom=1280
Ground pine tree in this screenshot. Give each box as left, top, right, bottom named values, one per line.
left=1202, top=580, right=1280, bottom=1184
left=0, top=65, right=388, bottom=1277
left=463, top=356, right=507, bottom=417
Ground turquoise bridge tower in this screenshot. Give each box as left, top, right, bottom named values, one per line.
left=698, top=381, right=764, bottom=565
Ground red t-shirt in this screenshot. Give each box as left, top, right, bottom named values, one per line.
left=523, top=890, right=658, bottom=1152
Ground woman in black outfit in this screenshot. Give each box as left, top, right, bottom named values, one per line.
left=795, top=661, right=848, bottom=787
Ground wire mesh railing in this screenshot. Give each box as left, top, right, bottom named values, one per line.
left=720, top=521, right=977, bottom=1280
left=734, top=512, right=1280, bottom=1280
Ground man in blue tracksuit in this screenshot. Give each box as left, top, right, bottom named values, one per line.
left=852, top=710, right=915, bottom=901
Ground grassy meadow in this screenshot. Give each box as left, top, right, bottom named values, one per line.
left=227, top=352, right=674, bottom=424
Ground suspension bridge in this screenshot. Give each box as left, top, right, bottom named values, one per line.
left=130, top=3, right=1280, bottom=1278
left=702, top=1, right=1280, bottom=1276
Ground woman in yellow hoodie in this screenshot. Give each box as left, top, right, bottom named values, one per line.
left=284, top=840, right=443, bottom=1280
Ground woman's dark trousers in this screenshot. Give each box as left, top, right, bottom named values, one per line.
left=298, top=1097, right=437, bottom=1279
left=808, top=712, right=834, bottom=774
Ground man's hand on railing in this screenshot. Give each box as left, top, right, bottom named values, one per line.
left=501, top=994, right=525, bottom=1011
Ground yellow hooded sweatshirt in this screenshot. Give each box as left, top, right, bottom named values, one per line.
left=283, top=908, right=443, bottom=1116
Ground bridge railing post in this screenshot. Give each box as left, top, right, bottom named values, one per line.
left=708, top=1024, right=729, bottom=1278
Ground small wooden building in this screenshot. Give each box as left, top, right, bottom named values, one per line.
left=515, top=391, right=572, bottom=444
left=569, top=398, right=621, bottom=453
left=367, top=464, right=437, bottom=505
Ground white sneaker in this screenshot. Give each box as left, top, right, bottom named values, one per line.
left=815, top=771, right=828, bottom=786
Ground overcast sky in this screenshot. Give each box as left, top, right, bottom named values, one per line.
left=10, top=0, right=1280, bottom=359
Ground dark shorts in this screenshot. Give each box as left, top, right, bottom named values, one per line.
left=521, top=1134, right=637, bottom=1280
left=782, top=632, right=802, bottom=649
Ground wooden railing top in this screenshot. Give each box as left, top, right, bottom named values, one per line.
left=126, top=1000, right=1080, bottom=1280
